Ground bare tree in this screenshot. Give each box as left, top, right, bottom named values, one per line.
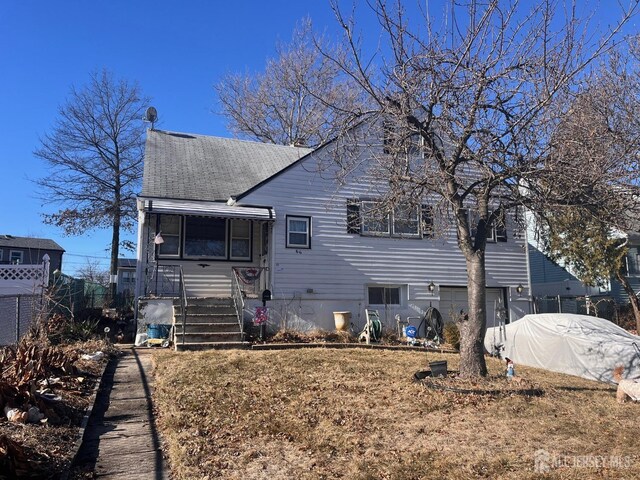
left=215, top=19, right=364, bottom=148
left=538, top=46, right=640, bottom=331
left=34, top=70, right=149, bottom=300
left=75, top=259, right=110, bottom=287
left=316, top=0, right=638, bottom=376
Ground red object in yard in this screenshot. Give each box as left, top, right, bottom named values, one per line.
left=254, top=307, right=268, bottom=325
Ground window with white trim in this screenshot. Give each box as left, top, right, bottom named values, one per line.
left=368, top=286, right=401, bottom=305
left=230, top=220, right=251, bottom=260
left=9, top=250, right=23, bottom=265
left=286, top=216, right=311, bottom=248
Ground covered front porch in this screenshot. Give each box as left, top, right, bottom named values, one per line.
left=135, top=198, right=275, bottom=299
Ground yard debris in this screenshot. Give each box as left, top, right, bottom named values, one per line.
left=4, top=407, right=27, bottom=423
left=81, top=351, right=105, bottom=361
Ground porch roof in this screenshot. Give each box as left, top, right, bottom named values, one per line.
left=141, top=199, right=275, bottom=221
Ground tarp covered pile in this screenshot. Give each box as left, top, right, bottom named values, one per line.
left=484, top=314, right=640, bottom=383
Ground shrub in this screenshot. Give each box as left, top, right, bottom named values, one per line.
left=443, top=322, right=460, bottom=351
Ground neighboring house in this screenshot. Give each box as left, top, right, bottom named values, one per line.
left=0, top=235, right=64, bottom=271
left=117, top=258, right=137, bottom=296
left=135, top=128, right=531, bottom=335
left=528, top=243, right=600, bottom=297
left=0, top=235, right=63, bottom=296
left=610, top=231, right=640, bottom=305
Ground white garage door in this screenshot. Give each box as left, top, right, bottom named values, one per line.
left=439, top=287, right=506, bottom=328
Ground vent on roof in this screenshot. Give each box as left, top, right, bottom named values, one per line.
left=167, top=132, right=196, bottom=139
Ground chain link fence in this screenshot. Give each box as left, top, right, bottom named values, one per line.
left=0, top=294, right=43, bottom=345
left=532, top=295, right=615, bottom=320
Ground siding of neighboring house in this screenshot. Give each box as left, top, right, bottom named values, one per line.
left=241, top=144, right=531, bottom=330
left=610, top=245, right=640, bottom=304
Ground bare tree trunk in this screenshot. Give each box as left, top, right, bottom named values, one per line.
left=458, top=253, right=488, bottom=377
left=109, top=209, right=121, bottom=304
left=616, top=271, right=640, bottom=332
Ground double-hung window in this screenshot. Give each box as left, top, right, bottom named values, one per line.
left=230, top=220, right=251, bottom=260
left=286, top=216, right=311, bottom=248
left=158, top=216, right=181, bottom=256
left=9, top=251, right=23, bottom=265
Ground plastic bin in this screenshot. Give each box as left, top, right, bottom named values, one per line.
left=147, top=324, right=171, bottom=339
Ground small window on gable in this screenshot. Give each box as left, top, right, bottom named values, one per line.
left=9, top=251, right=23, bottom=265
left=0, top=249, right=3, bottom=262
left=286, top=216, right=311, bottom=249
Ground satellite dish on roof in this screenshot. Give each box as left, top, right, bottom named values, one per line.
left=144, top=106, right=158, bottom=129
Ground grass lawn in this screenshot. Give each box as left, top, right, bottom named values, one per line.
left=152, top=349, right=639, bottom=479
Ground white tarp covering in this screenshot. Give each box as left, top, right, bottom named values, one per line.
left=484, top=314, right=640, bottom=383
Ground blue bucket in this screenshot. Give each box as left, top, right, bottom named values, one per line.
left=147, top=324, right=170, bottom=339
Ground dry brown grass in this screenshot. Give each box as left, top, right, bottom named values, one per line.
left=152, top=349, right=640, bottom=479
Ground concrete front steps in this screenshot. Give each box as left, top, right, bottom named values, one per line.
left=173, top=297, right=250, bottom=351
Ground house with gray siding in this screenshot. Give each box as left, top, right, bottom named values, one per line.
left=135, top=128, right=531, bottom=343
left=0, top=235, right=63, bottom=272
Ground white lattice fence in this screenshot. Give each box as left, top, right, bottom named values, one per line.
left=0, top=255, right=50, bottom=295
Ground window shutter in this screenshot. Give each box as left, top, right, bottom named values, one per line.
left=347, top=200, right=360, bottom=234
left=421, top=205, right=434, bottom=238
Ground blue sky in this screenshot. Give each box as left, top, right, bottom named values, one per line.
left=0, top=1, right=636, bottom=276
left=0, top=1, right=353, bottom=275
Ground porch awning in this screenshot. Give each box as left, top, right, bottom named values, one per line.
left=141, top=199, right=275, bottom=221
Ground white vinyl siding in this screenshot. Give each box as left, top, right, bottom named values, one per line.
left=242, top=134, right=530, bottom=307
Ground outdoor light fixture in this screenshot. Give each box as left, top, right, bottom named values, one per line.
left=154, top=232, right=164, bottom=245
left=516, top=284, right=524, bottom=295
left=428, top=281, right=436, bottom=293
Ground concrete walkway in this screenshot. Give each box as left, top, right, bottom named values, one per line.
left=73, top=348, right=170, bottom=479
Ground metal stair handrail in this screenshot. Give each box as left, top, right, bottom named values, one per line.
left=231, top=269, right=245, bottom=338
left=178, top=265, right=188, bottom=347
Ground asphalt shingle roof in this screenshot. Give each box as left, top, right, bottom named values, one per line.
left=141, top=130, right=313, bottom=201
left=0, top=235, right=64, bottom=251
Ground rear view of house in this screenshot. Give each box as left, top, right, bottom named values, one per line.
left=135, top=128, right=531, bottom=348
